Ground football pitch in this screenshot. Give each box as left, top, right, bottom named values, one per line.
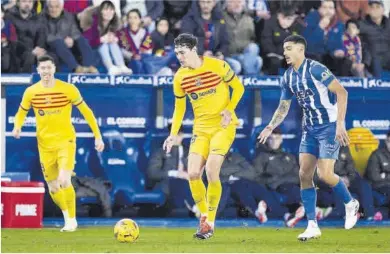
left=2, top=227, right=390, bottom=253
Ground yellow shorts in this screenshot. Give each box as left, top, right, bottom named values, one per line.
left=38, top=140, right=76, bottom=182
left=189, top=124, right=236, bottom=159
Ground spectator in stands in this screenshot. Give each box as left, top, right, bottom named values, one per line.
left=366, top=130, right=390, bottom=209
left=223, top=0, right=263, bottom=75
left=146, top=124, right=194, bottom=212
left=252, top=128, right=302, bottom=210
left=246, top=0, right=270, bottom=21
left=41, top=0, right=99, bottom=73
left=181, top=0, right=228, bottom=60
left=92, top=0, right=121, bottom=18
left=121, top=0, right=164, bottom=32
left=2, top=0, right=16, bottom=11
left=162, top=0, right=193, bottom=37
left=336, top=0, right=369, bottom=24
left=316, top=146, right=381, bottom=220
left=261, top=8, right=303, bottom=75
left=343, top=19, right=365, bottom=77
left=359, top=0, right=390, bottom=77
left=1, top=5, right=20, bottom=73
left=302, top=0, right=352, bottom=76
left=151, top=17, right=174, bottom=57
left=117, top=9, right=153, bottom=74
left=79, top=0, right=132, bottom=75
left=5, top=0, right=47, bottom=73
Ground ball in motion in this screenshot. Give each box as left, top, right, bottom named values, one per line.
left=114, top=218, right=140, bottom=243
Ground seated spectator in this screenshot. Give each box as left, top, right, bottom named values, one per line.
left=117, top=9, right=173, bottom=75
left=146, top=125, right=194, bottom=213
left=223, top=0, right=263, bottom=75
left=41, top=0, right=98, bottom=73
left=151, top=17, right=174, bottom=57
left=246, top=0, right=271, bottom=21
left=316, top=146, right=381, bottom=221
left=336, top=0, right=369, bottom=23
left=79, top=0, right=132, bottom=75
left=181, top=0, right=228, bottom=61
left=5, top=0, right=47, bottom=73
left=303, top=0, right=352, bottom=77
left=1, top=5, right=20, bottom=73
left=343, top=19, right=365, bottom=77
left=366, top=130, right=390, bottom=209
left=92, top=0, right=121, bottom=17
left=162, top=0, right=193, bottom=37
left=359, top=0, right=390, bottom=77
left=261, top=8, right=303, bottom=75
left=121, top=0, right=164, bottom=32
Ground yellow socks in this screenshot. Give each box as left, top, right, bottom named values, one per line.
left=49, top=189, right=67, bottom=211
left=62, top=185, right=76, bottom=219
left=206, top=180, right=222, bottom=223
left=189, top=179, right=208, bottom=215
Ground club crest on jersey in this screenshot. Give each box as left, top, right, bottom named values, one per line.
left=38, top=109, right=45, bottom=116
left=45, top=97, right=51, bottom=104
left=195, top=78, right=202, bottom=87
left=190, top=93, right=198, bottom=100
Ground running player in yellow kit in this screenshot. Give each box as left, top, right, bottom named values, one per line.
left=163, top=34, right=245, bottom=239
left=12, top=55, right=104, bottom=232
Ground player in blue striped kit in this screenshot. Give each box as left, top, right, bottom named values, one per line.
left=258, top=35, right=359, bottom=241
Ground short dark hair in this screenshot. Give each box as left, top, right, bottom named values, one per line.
left=283, top=35, right=307, bottom=50
left=127, top=8, right=141, bottom=19
left=167, top=123, right=183, bottom=134
left=37, top=55, right=55, bottom=65
left=174, top=33, right=198, bottom=49
left=345, top=19, right=360, bottom=30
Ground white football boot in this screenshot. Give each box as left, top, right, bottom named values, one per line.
left=345, top=199, right=360, bottom=229
left=297, top=220, right=321, bottom=241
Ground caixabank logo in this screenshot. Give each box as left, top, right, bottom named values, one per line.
left=158, top=76, right=173, bottom=85
left=115, top=75, right=153, bottom=85
left=368, top=79, right=390, bottom=89
left=69, top=74, right=111, bottom=85
left=242, top=76, right=280, bottom=87
left=339, top=78, right=364, bottom=88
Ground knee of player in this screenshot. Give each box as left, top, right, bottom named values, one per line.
left=317, top=169, right=334, bottom=182
left=47, top=181, right=61, bottom=193
left=188, top=171, right=202, bottom=180
left=60, top=178, right=72, bottom=188
left=206, top=170, right=220, bottom=183
left=299, top=169, right=313, bottom=182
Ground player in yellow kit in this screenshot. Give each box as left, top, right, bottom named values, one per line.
left=163, top=34, right=245, bottom=239
left=12, top=55, right=104, bottom=232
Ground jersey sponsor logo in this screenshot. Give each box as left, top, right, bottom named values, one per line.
left=70, top=75, right=111, bottom=85
left=115, top=76, right=153, bottom=85
left=296, top=88, right=314, bottom=102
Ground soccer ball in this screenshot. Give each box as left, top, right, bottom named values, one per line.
left=114, top=218, right=140, bottom=243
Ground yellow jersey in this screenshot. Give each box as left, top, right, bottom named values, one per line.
left=172, top=56, right=239, bottom=129
left=18, top=79, right=84, bottom=150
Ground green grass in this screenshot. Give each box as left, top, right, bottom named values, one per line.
left=2, top=227, right=390, bottom=253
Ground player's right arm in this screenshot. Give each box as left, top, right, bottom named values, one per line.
left=13, top=88, right=32, bottom=139
left=258, top=74, right=292, bottom=144
left=163, top=74, right=186, bottom=153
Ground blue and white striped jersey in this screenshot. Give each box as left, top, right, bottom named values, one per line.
left=280, top=58, right=338, bottom=127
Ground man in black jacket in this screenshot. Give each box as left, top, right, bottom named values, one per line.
left=366, top=130, right=390, bottom=209
left=40, top=0, right=98, bottom=73
left=146, top=124, right=193, bottom=211
left=5, top=0, right=47, bottom=72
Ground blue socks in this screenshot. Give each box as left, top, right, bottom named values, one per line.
left=332, top=179, right=353, bottom=204
left=301, top=187, right=317, bottom=220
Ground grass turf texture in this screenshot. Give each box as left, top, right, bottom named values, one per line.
left=2, top=227, right=390, bottom=253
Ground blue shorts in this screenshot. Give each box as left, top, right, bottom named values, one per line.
left=299, top=122, right=340, bottom=160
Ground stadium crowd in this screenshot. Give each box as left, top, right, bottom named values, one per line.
left=2, top=0, right=390, bottom=77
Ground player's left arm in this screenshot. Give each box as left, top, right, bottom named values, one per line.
left=221, top=61, right=245, bottom=127
left=69, top=85, right=104, bottom=151
left=312, top=64, right=350, bottom=146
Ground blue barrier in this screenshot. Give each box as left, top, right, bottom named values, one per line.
left=3, top=74, right=390, bottom=207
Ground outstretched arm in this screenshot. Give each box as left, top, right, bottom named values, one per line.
left=258, top=99, right=291, bottom=144
left=76, top=102, right=104, bottom=152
